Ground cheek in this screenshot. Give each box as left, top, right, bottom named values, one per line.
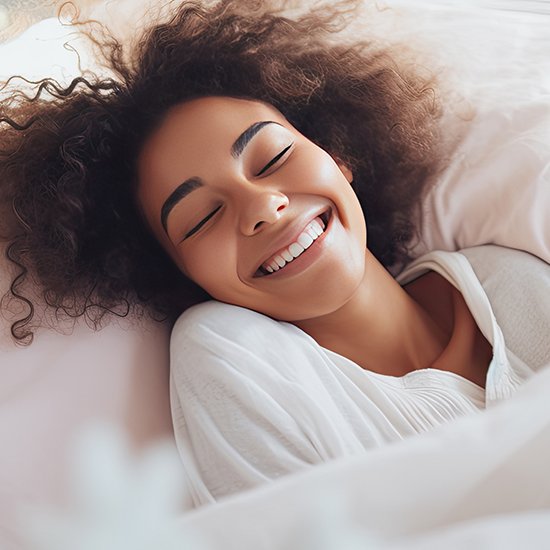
left=297, top=150, right=360, bottom=225
left=299, top=150, right=339, bottom=189
left=312, top=156, right=365, bottom=239
left=177, top=235, right=239, bottom=298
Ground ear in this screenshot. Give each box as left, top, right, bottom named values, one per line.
left=333, top=157, right=354, bottom=184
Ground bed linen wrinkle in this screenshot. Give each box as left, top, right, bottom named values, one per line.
left=170, top=246, right=549, bottom=505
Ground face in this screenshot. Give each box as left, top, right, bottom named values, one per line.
left=137, top=96, right=367, bottom=322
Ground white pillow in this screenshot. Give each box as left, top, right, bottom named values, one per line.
left=384, top=0, right=550, bottom=267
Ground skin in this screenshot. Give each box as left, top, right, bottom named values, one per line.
left=138, top=96, right=492, bottom=386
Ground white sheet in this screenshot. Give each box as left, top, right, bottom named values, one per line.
left=176, top=363, right=550, bottom=549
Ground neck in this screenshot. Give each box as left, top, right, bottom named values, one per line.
left=294, top=250, right=449, bottom=377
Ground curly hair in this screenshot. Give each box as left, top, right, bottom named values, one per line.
left=0, top=0, right=446, bottom=344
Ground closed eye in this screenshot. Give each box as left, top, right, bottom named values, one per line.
left=255, top=143, right=293, bottom=177
left=181, top=204, right=222, bottom=242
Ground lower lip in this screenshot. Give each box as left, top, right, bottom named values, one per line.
left=258, top=214, right=332, bottom=280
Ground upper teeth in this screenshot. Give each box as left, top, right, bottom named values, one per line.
left=263, top=217, right=325, bottom=273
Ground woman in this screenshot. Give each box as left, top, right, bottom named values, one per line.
left=156, top=96, right=548, bottom=505
left=0, top=0, right=445, bottom=343
left=0, top=0, right=548, bottom=505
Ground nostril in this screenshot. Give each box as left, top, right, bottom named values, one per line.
left=276, top=204, right=286, bottom=212
left=253, top=221, right=263, bottom=231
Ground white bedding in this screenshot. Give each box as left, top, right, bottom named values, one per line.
left=176, top=362, right=550, bottom=549
left=1, top=0, right=549, bottom=548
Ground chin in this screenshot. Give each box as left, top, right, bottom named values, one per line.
left=264, top=273, right=365, bottom=323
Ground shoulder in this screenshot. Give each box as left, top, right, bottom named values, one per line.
left=399, top=245, right=550, bottom=286
left=172, top=300, right=274, bottom=335
left=170, top=301, right=327, bottom=382
left=461, top=245, right=550, bottom=371
left=459, top=245, right=550, bottom=285
left=429, top=245, right=550, bottom=372
left=171, top=301, right=300, bottom=350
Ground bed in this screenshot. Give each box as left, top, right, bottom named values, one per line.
left=1, top=0, right=549, bottom=548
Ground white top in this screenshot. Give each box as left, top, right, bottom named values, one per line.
left=170, top=246, right=550, bottom=507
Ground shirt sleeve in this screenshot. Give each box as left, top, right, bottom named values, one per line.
left=169, top=301, right=367, bottom=505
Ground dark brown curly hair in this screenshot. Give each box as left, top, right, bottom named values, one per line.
left=0, top=0, right=446, bottom=344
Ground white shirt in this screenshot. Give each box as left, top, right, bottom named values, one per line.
left=170, top=246, right=549, bottom=506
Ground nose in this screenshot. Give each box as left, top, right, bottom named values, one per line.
left=238, top=186, right=289, bottom=236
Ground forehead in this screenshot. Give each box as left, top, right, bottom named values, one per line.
left=140, top=96, right=287, bottom=167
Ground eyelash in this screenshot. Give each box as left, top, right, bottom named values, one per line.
left=254, top=143, right=293, bottom=177
left=182, top=143, right=293, bottom=241
left=182, top=205, right=222, bottom=241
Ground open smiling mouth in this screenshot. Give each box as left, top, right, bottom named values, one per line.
left=254, top=209, right=332, bottom=277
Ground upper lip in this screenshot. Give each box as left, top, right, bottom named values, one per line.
left=252, top=206, right=331, bottom=277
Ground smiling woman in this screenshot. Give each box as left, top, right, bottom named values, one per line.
left=1, top=0, right=550, bottom=507
left=0, top=0, right=444, bottom=343
left=137, top=96, right=365, bottom=323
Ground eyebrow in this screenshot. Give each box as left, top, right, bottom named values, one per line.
left=230, top=121, right=274, bottom=158
left=160, top=120, right=276, bottom=234
left=161, top=177, right=203, bottom=232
